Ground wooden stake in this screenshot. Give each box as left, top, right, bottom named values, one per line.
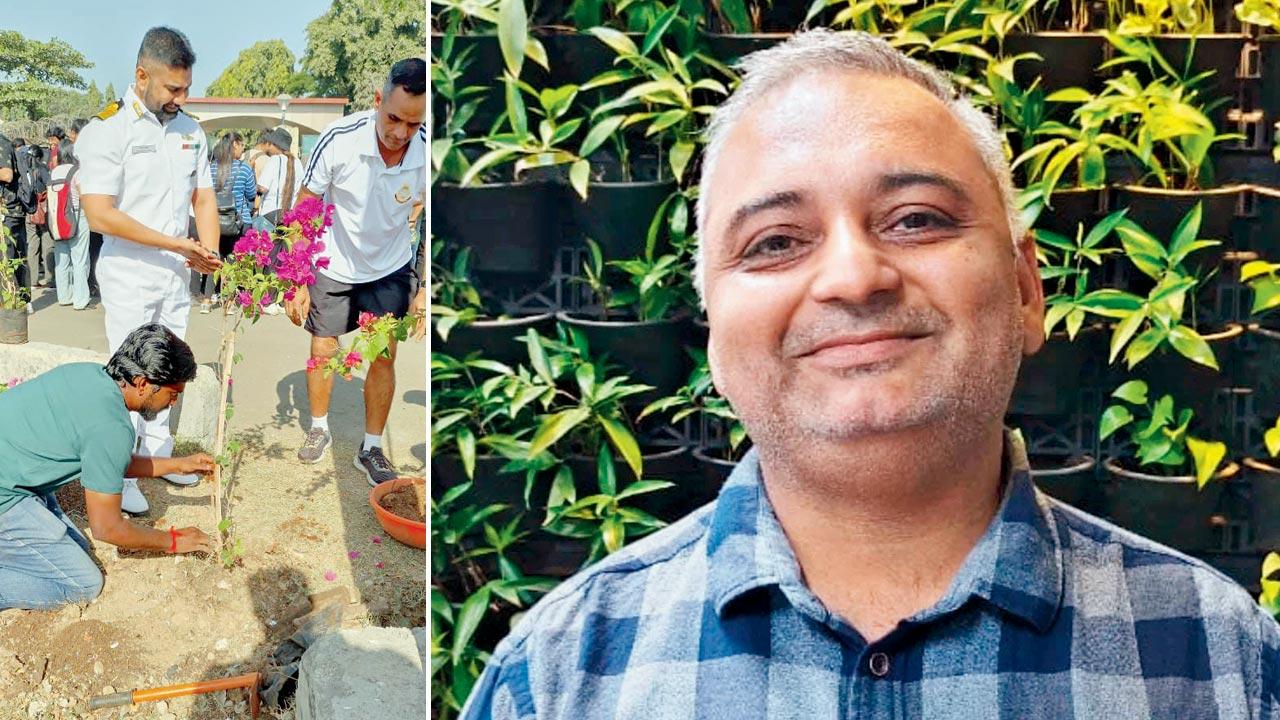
left=211, top=312, right=237, bottom=554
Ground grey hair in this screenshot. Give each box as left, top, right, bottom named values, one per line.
left=693, top=29, right=1025, bottom=303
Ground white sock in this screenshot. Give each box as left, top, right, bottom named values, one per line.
left=363, top=433, right=382, bottom=451
left=311, top=415, right=329, bottom=433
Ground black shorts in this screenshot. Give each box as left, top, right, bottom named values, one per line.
left=304, top=262, right=418, bottom=338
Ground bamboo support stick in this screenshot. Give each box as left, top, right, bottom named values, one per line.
left=211, top=314, right=236, bottom=554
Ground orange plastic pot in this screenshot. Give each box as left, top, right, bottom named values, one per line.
left=369, top=477, right=425, bottom=549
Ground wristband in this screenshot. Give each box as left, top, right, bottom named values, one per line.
left=168, top=526, right=178, bottom=554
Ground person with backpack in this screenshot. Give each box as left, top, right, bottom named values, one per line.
left=47, top=139, right=89, bottom=309
left=23, top=139, right=54, bottom=289
left=195, top=131, right=254, bottom=313
left=0, top=133, right=27, bottom=301
left=256, top=128, right=303, bottom=227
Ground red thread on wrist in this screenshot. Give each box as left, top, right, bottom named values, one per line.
left=168, top=526, right=178, bottom=554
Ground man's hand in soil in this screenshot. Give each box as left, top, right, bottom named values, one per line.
left=286, top=285, right=310, bottom=327
left=125, top=453, right=214, bottom=480
left=172, top=527, right=213, bottom=554
left=84, top=489, right=211, bottom=555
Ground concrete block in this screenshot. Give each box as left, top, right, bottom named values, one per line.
left=296, top=627, right=426, bottom=720
left=0, top=341, right=219, bottom=449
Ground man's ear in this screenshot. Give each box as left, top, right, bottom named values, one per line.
left=373, top=89, right=383, bottom=110
left=1016, top=231, right=1046, bottom=357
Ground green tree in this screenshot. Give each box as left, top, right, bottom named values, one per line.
left=301, top=0, right=425, bottom=108
left=103, top=82, right=117, bottom=103
left=84, top=80, right=102, bottom=114
left=207, top=40, right=308, bottom=98
left=0, top=30, right=92, bottom=119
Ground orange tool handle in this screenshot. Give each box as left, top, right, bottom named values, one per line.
left=88, top=672, right=260, bottom=718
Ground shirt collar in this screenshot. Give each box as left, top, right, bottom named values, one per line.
left=359, top=111, right=426, bottom=170
left=705, top=428, right=1065, bottom=634
left=124, top=85, right=157, bottom=125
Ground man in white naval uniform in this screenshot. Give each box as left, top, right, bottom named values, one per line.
left=76, top=27, right=222, bottom=514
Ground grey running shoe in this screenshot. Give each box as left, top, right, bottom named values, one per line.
left=354, top=446, right=398, bottom=487
left=297, top=428, right=331, bottom=464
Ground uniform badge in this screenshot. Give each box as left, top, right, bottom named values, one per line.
left=394, top=183, right=412, bottom=203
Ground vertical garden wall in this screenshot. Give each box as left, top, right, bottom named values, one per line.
left=430, top=0, right=1280, bottom=714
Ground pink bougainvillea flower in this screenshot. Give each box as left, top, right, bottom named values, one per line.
left=374, top=562, right=385, bottom=569
left=283, top=288, right=297, bottom=302
left=347, top=551, right=360, bottom=560
left=305, top=357, right=322, bottom=373
left=343, top=352, right=361, bottom=369
left=323, top=570, right=337, bottom=582
left=236, top=290, right=253, bottom=308
left=357, top=312, right=375, bottom=330
left=370, top=536, right=382, bottom=544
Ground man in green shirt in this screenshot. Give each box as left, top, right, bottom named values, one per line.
left=0, top=323, right=214, bottom=611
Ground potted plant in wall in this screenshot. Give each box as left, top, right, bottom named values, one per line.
left=1014, top=209, right=1128, bottom=417
left=1234, top=259, right=1280, bottom=548
left=559, top=229, right=698, bottom=398
left=434, top=75, right=591, bottom=277
left=430, top=240, right=555, bottom=367
left=0, top=225, right=28, bottom=344
left=1098, top=379, right=1240, bottom=552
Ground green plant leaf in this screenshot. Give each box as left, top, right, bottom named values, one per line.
left=642, top=5, right=680, bottom=55
left=1124, top=326, right=1165, bottom=369
left=1186, top=435, right=1227, bottom=489
left=615, top=479, right=676, bottom=501
left=525, top=330, right=553, bottom=384
left=1167, top=202, right=1204, bottom=261
left=579, top=115, right=626, bottom=158
left=598, top=416, right=643, bottom=479
left=1109, top=308, right=1147, bottom=364
left=587, top=27, right=639, bottom=57
left=497, top=0, right=528, bottom=78
left=458, top=427, right=476, bottom=480
left=596, top=445, right=617, bottom=496
left=1167, top=325, right=1219, bottom=370
left=1112, top=379, right=1149, bottom=405
left=1261, top=551, right=1280, bottom=606
left=451, top=585, right=491, bottom=663
left=1250, top=278, right=1280, bottom=315
left=1099, top=404, right=1135, bottom=441
left=1046, top=87, right=1093, bottom=103
left=1265, top=423, right=1280, bottom=458
left=601, top=515, right=625, bottom=553
left=528, top=407, right=592, bottom=458
left=546, top=464, right=576, bottom=510
left=569, top=159, right=590, bottom=200
left=669, top=140, right=695, bottom=182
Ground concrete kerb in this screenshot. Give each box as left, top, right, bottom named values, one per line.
left=296, top=627, right=427, bottom=720
left=0, top=341, right=220, bottom=449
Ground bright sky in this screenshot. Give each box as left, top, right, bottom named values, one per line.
left=2, top=0, right=333, bottom=98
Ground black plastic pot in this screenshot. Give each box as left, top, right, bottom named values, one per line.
left=0, top=308, right=27, bottom=344
left=432, top=182, right=566, bottom=277
left=1253, top=187, right=1280, bottom=259
left=1111, top=185, right=1243, bottom=256
left=1236, top=326, right=1280, bottom=433
left=1011, top=326, right=1104, bottom=417
left=556, top=312, right=695, bottom=398
left=1102, top=457, right=1240, bottom=553
left=1031, top=187, right=1103, bottom=239
left=1261, top=37, right=1280, bottom=147
left=1031, top=454, right=1098, bottom=512
left=431, top=454, right=521, bottom=501
left=541, top=32, right=641, bottom=88
left=1245, top=457, right=1280, bottom=550
left=1002, top=32, right=1109, bottom=93
left=1148, top=34, right=1246, bottom=109
left=1127, top=323, right=1244, bottom=420
left=692, top=446, right=738, bottom=495
left=574, top=180, right=677, bottom=260
left=435, top=313, right=555, bottom=368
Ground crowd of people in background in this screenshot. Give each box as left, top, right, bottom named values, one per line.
left=0, top=120, right=313, bottom=316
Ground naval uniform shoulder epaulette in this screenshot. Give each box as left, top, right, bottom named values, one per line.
left=94, top=99, right=122, bottom=121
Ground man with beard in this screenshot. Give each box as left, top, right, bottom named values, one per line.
left=76, top=26, right=222, bottom=515
left=461, top=30, right=1280, bottom=718
left=0, top=324, right=213, bottom=611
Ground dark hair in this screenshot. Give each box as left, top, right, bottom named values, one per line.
left=46, top=126, right=64, bottom=141
left=58, top=140, right=75, bottom=166
left=383, top=58, right=426, bottom=97
left=71, top=118, right=88, bottom=134
left=105, top=323, right=197, bottom=387
left=212, top=131, right=241, bottom=188
left=137, top=26, right=196, bottom=70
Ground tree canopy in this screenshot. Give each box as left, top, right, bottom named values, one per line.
left=301, top=0, right=425, bottom=108
left=0, top=30, right=92, bottom=120
left=206, top=40, right=314, bottom=98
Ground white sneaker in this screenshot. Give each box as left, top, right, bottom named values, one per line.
left=264, top=302, right=283, bottom=315
left=120, top=479, right=149, bottom=514
left=161, top=472, right=200, bottom=486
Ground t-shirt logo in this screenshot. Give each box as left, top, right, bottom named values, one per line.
left=394, top=183, right=412, bottom=204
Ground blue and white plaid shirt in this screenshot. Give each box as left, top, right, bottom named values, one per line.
left=461, top=431, right=1280, bottom=719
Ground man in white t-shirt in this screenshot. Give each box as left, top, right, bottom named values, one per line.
left=284, top=58, right=426, bottom=484
left=256, top=128, right=304, bottom=225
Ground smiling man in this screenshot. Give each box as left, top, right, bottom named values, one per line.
left=460, top=30, right=1280, bottom=719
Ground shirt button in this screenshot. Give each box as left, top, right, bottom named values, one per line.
left=868, top=652, right=891, bottom=678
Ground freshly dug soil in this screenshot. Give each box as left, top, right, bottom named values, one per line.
left=379, top=487, right=425, bottom=522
